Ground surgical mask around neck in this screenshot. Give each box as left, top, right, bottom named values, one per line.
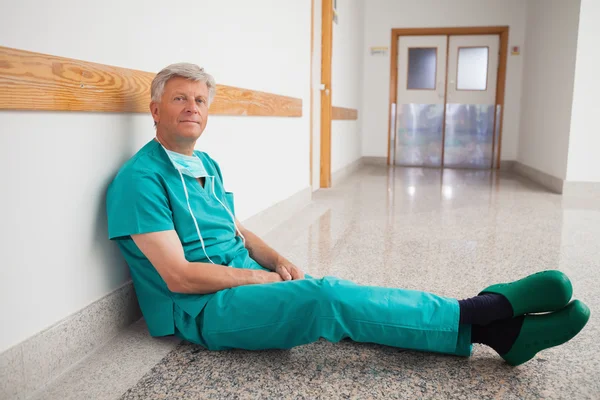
left=162, top=147, right=208, bottom=178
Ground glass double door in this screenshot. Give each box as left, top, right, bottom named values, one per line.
left=393, top=34, right=500, bottom=169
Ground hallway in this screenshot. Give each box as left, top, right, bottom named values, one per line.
left=34, top=166, right=600, bottom=399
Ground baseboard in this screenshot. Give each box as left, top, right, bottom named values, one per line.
left=362, top=156, right=515, bottom=171
left=331, top=158, right=364, bottom=186
left=1, top=187, right=313, bottom=400
left=362, top=156, right=388, bottom=166
left=513, top=161, right=564, bottom=194
left=499, top=160, right=516, bottom=171
left=1, top=282, right=141, bottom=400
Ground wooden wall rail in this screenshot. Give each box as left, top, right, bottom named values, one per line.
left=0, top=46, right=302, bottom=117
left=332, top=106, right=358, bottom=120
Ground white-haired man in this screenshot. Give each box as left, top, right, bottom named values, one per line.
left=106, top=63, right=589, bottom=366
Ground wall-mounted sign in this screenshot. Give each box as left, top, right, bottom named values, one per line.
left=370, top=46, right=389, bottom=56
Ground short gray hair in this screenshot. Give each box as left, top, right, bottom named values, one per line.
left=150, top=62, right=216, bottom=105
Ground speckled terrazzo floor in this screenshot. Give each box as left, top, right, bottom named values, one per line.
left=36, top=166, right=600, bottom=400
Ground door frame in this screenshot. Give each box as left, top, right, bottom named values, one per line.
left=320, top=0, right=334, bottom=188
left=309, top=0, right=331, bottom=190
left=387, top=26, right=509, bottom=169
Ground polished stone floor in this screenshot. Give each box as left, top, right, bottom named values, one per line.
left=32, top=166, right=600, bottom=399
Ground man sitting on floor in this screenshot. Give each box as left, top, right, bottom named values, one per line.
left=106, top=62, right=589, bottom=366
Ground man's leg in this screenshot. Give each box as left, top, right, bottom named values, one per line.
left=197, top=276, right=472, bottom=357
left=175, top=269, right=589, bottom=365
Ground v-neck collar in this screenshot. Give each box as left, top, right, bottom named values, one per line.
left=191, top=175, right=212, bottom=199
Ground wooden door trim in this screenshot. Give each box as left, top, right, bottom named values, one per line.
left=387, top=26, right=509, bottom=168
left=320, top=0, right=333, bottom=187
left=495, top=29, right=509, bottom=169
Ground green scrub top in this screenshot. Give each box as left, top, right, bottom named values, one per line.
left=106, top=139, right=247, bottom=337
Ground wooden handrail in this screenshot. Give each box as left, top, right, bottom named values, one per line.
left=0, top=46, right=302, bottom=117
left=332, top=106, right=358, bottom=120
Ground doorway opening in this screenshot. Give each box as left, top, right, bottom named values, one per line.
left=387, top=27, right=509, bottom=170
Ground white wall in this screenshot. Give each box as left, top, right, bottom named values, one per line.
left=331, top=0, right=364, bottom=173
left=0, top=0, right=311, bottom=353
left=361, top=0, right=527, bottom=162
left=518, top=0, right=581, bottom=180
left=566, top=0, right=600, bottom=183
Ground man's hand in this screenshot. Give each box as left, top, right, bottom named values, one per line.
left=253, top=269, right=285, bottom=284
left=275, top=257, right=305, bottom=281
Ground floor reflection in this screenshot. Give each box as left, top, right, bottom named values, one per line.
left=250, top=164, right=600, bottom=396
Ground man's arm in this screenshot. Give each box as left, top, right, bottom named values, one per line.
left=131, top=230, right=282, bottom=294
left=236, top=219, right=304, bottom=280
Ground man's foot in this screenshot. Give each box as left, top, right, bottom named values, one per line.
left=479, top=270, right=573, bottom=316
left=500, top=300, right=590, bottom=366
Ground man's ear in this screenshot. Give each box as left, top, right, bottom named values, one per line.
left=150, top=102, right=160, bottom=125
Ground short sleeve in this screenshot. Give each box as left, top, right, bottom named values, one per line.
left=106, top=170, right=174, bottom=240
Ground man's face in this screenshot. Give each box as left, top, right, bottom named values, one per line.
left=151, top=77, right=209, bottom=143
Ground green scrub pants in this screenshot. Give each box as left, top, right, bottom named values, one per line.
left=174, top=257, right=472, bottom=357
